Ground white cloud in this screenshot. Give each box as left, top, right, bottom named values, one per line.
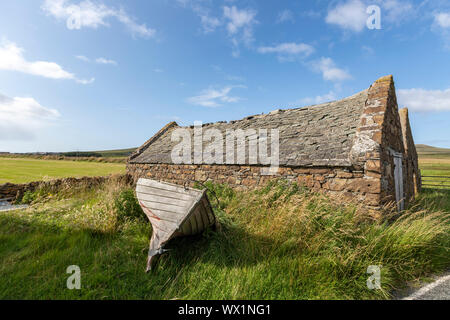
left=0, top=93, right=60, bottom=141
left=0, top=40, right=93, bottom=84
left=223, top=6, right=256, bottom=38
left=326, top=0, right=367, bottom=32
left=379, top=0, right=414, bottom=24
left=277, top=9, right=294, bottom=23
left=298, top=91, right=337, bottom=105
left=223, top=6, right=258, bottom=57
left=257, top=42, right=315, bottom=60
left=326, top=0, right=416, bottom=31
left=76, top=77, right=95, bottom=84
left=397, top=88, right=450, bottom=112
left=187, top=86, right=245, bottom=107
left=176, top=0, right=222, bottom=33
left=95, top=57, right=117, bottom=65
left=153, top=68, right=164, bottom=73
left=178, top=3, right=257, bottom=57
left=42, top=0, right=155, bottom=38
left=76, top=55, right=117, bottom=65
left=312, top=57, right=352, bottom=82
left=75, top=55, right=90, bottom=62
left=199, top=14, right=222, bottom=33
left=432, top=12, right=450, bottom=48
left=434, top=12, right=450, bottom=28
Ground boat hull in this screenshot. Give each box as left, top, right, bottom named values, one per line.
left=135, top=178, right=215, bottom=271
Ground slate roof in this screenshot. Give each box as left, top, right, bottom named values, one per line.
left=129, top=89, right=369, bottom=167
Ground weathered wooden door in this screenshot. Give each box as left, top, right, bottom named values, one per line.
left=393, top=152, right=404, bottom=211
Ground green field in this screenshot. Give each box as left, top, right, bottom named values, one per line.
left=0, top=158, right=126, bottom=184
left=93, top=148, right=137, bottom=158
left=418, top=145, right=450, bottom=190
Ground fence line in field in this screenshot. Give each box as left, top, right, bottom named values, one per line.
left=421, top=173, right=450, bottom=189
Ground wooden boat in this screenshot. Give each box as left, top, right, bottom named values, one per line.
left=135, top=178, right=216, bottom=272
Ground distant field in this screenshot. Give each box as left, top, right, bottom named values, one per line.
left=61, top=147, right=137, bottom=158
left=0, top=147, right=136, bottom=163
left=417, top=144, right=450, bottom=160
left=418, top=145, right=450, bottom=189
left=94, top=148, right=137, bottom=158
left=0, top=158, right=126, bottom=184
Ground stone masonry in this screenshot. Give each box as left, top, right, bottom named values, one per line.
left=0, top=174, right=131, bottom=202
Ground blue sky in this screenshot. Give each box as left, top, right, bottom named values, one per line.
left=0, top=0, right=449, bottom=153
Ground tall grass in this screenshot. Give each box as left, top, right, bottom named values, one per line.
left=0, top=179, right=448, bottom=299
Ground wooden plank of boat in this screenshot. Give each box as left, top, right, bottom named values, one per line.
left=135, top=178, right=216, bottom=272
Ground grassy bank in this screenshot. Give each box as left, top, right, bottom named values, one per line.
left=0, top=180, right=448, bottom=299
left=0, top=158, right=126, bottom=184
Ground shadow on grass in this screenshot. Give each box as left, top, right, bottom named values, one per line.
left=418, top=188, right=450, bottom=212
left=0, top=209, right=273, bottom=274
left=153, top=223, right=274, bottom=272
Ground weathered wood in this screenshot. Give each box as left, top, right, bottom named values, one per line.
left=140, top=199, right=190, bottom=215
left=138, top=179, right=199, bottom=197
left=189, top=212, right=199, bottom=235
left=200, top=196, right=215, bottom=225
left=136, top=185, right=194, bottom=201
left=180, top=218, right=192, bottom=235
left=421, top=176, right=450, bottom=179
left=135, top=178, right=215, bottom=272
left=137, top=193, right=190, bottom=206
left=143, top=207, right=180, bottom=224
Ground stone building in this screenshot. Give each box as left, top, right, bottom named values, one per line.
left=127, top=75, right=421, bottom=210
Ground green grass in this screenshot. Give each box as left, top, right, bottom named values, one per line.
left=419, top=156, right=450, bottom=190
left=0, top=180, right=448, bottom=300
left=0, top=158, right=125, bottom=184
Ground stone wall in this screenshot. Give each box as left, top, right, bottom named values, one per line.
left=350, top=75, right=414, bottom=207
left=127, top=163, right=382, bottom=207
left=359, top=75, right=403, bottom=205
left=399, top=108, right=422, bottom=201
left=0, top=174, right=131, bottom=202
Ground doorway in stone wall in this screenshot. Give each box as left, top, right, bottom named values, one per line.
left=393, top=152, right=404, bottom=211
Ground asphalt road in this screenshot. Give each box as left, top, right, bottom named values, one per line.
left=0, top=200, right=28, bottom=212
left=399, top=271, right=450, bottom=300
